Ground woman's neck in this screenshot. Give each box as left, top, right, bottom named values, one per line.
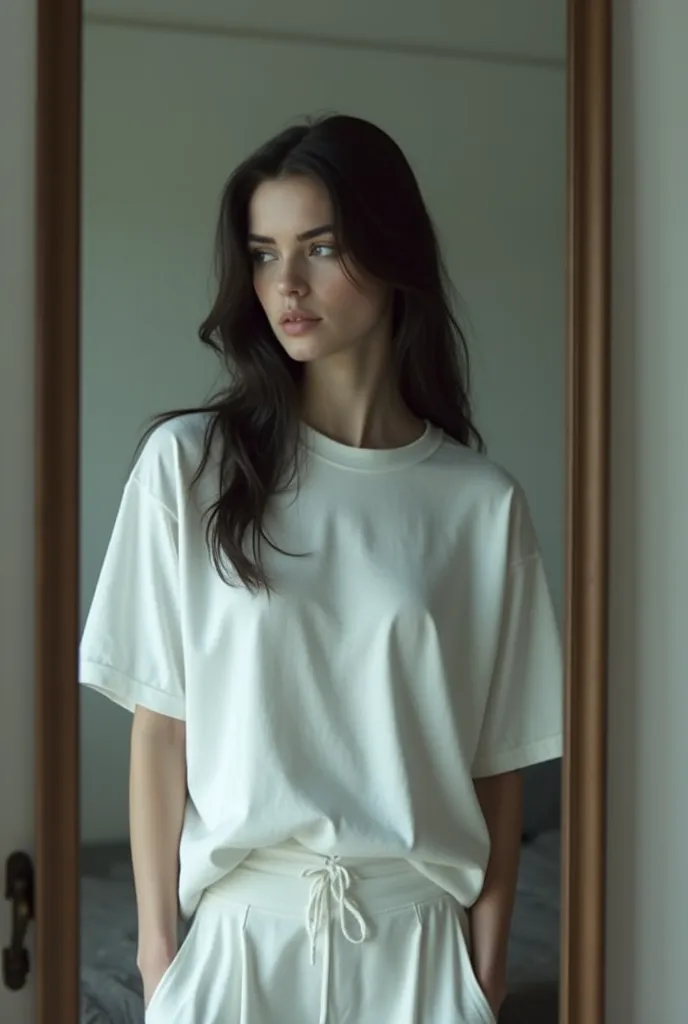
left=298, top=328, right=426, bottom=449
left=300, top=393, right=425, bottom=451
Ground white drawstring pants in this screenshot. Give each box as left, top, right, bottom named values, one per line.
left=144, top=842, right=496, bottom=1024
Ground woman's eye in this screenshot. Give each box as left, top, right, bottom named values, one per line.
left=310, top=243, right=337, bottom=258
left=250, top=250, right=275, bottom=265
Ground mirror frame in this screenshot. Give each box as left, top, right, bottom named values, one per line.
left=33, top=1, right=611, bottom=1021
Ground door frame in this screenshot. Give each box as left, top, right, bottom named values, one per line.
left=33, top=2, right=612, bottom=1022
left=34, top=0, right=81, bottom=1019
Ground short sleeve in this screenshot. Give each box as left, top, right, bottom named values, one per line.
left=79, top=475, right=186, bottom=720
left=472, top=551, right=563, bottom=778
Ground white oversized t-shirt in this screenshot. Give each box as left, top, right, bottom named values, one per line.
left=80, top=413, right=563, bottom=920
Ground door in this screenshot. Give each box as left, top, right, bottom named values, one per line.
left=0, top=0, right=37, bottom=1020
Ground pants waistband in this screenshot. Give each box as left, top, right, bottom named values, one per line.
left=203, top=841, right=449, bottom=917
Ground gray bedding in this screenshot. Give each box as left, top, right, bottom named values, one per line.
left=80, top=831, right=560, bottom=1023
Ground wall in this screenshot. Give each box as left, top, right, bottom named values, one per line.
left=79, top=11, right=566, bottom=842
left=85, top=0, right=566, bottom=62
left=606, top=2, right=688, bottom=1022
left=0, top=0, right=36, bottom=1020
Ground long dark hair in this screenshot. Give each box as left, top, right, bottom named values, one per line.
left=143, top=113, right=484, bottom=592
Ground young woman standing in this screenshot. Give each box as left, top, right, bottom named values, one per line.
left=80, top=114, right=563, bottom=1024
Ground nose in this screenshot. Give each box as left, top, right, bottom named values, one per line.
left=277, top=262, right=309, bottom=298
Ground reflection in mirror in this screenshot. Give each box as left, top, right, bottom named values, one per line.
left=79, top=6, right=566, bottom=1023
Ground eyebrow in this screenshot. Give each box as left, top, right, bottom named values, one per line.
left=247, top=224, right=335, bottom=244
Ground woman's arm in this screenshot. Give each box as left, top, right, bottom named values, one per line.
left=130, top=706, right=187, bottom=1003
left=470, top=770, right=523, bottom=1014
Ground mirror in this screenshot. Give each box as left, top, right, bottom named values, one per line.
left=78, top=6, right=568, bottom=1023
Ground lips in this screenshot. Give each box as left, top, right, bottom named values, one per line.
left=279, top=310, right=320, bottom=324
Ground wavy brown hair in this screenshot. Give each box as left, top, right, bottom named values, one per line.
left=142, top=114, right=484, bottom=592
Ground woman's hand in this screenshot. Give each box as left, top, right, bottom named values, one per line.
left=477, top=969, right=507, bottom=1019
left=139, top=949, right=175, bottom=1009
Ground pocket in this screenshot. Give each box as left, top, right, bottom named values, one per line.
left=450, top=903, right=498, bottom=1024
left=144, top=913, right=199, bottom=1021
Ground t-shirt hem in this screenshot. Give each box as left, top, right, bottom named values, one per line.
left=79, top=660, right=186, bottom=720
left=472, top=733, right=563, bottom=778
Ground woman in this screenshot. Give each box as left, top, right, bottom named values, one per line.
left=80, top=114, right=563, bottom=1024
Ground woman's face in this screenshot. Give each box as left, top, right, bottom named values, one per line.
left=248, top=175, right=392, bottom=364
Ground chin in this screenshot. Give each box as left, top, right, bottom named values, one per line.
left=281, top=337, right=332, bottom=363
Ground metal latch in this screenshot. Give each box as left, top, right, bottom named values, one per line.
left=3, top=851, right=34, bottom=990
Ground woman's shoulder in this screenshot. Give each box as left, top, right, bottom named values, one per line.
left=434, top=435, right=539, bottom=556
left=138, top=410, right=212, bottom=458
left=129, top=411, right=214, bottom=512
left=435, top=433, right=525, bottom=500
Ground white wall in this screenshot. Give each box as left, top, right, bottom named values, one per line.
left=84, top=0, right=566, bottom=62
left=79, top=14, right=566, bottom=842
left=0, top=0, right=36, bottom=1020
left=606, top=2, right=688, bottom=1022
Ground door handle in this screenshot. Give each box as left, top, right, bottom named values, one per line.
left=3, top=851, right=34, bottom=990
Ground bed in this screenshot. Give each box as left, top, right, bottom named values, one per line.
left=79, top=829, right=560, bottom=1023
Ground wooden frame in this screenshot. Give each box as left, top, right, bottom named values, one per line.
left=560, top=2, right=611, bottom=1022
left=35, top=0, right=82, bottom=1019
left=34, top=1, right=611, bottom=1022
